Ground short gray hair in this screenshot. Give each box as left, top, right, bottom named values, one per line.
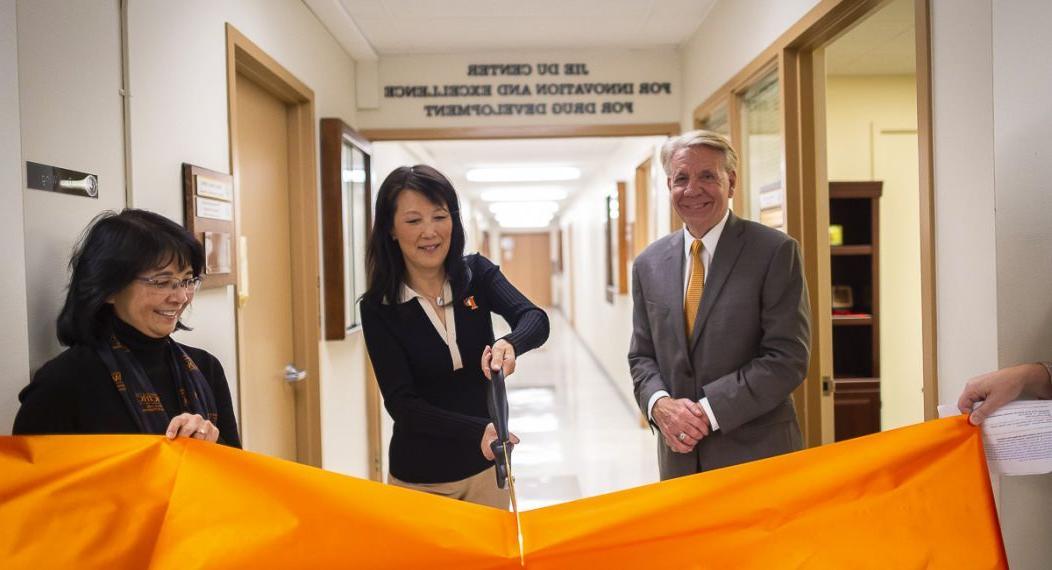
left=660, top=130, right=738, bottom=176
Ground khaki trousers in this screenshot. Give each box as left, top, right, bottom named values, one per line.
left=389, top=466, right=509, bottom=510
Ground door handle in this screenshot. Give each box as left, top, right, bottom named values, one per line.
left=237, top=235, right=250, bottom=308
left=59, top=175, right=99, bottom=197
left=284, top=364, right=307, bottom=383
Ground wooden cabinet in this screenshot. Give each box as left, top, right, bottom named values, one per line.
left=829, top=181, right=882, bottom=441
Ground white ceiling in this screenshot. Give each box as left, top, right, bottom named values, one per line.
left=353, top=0, right=915, bottom=229
left=825, top=0, right=915, bottom=75
left=390, top=136, right=665, bottom=208
left=335, top=0, right=717, bottom=54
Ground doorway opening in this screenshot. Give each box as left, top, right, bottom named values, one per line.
left=819, top=0, right=925, bottom=441
left=364, top=127, right=676, bottom=482
left=690, top=0, right=937, bottom=447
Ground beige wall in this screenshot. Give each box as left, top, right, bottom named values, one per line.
left=825, top=75, right=924, bottom=430
left=129, top=0, right=366, bottom=476
left=0, top=0, right=30, bottom=431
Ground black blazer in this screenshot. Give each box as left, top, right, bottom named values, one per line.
left=360, top=254, right=549, bottom=483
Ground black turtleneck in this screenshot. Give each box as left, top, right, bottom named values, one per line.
left=13, top=317, right=241, bottom=448
left=110, top=316, right=183, bottom=420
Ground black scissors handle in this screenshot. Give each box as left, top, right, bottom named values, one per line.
left=487, top=367, right=512, bottom=488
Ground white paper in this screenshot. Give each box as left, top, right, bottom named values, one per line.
left=196, top=196, right=233, bottom=221
left=942, top=400, right=1052, bottom=476
left=195, top=174, right=233, bottom=201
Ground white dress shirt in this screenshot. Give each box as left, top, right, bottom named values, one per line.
left=400, top=280, right=464, bottom=371
left=646, top=210, right=731, bottom=431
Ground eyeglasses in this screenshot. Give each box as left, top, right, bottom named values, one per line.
left=135, top=276, right=203, bottom=294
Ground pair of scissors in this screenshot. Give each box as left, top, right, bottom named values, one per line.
left=487, top=367, right=524, bottom=564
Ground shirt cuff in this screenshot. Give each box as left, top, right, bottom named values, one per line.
left=1041, top=362, right=1052, bottom=383
left=698, top=397, right=720, bottom=431
left=647, top=390, right=670, bottom=421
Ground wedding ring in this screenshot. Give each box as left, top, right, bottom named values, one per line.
left=678, top=432, right=687, bottom=442
left=197, top=428, right=208, bottom=435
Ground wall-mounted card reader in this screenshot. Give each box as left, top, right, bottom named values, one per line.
left=26, top=161, right=99, bottom=199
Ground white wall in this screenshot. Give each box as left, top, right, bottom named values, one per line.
left=932, top=0, right=1052, bottom=568
left=560, top=139, right=665, bottom=413
left=0, top=0, right=30, bottom=432
left=989, top=1, right=1052, bottom=567
left=679, top=0, right=820, bottom=127
left=825, top=75, right=924, bottom=430
left=930, top=0, right=1000, bottom=405
left=18, top=0, right=127, bottom=373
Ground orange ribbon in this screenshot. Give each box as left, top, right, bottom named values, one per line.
left=0, top=417, right=1005, bottom=568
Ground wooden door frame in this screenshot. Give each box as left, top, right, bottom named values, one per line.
left=226, top=24, right=323, bottom=466
left=362, top=123, right=678, bottom=459
left=690, top=0, right=938, bottom=446
left=633, top=157, right=652, bottom=259
left=616, top=181, right=629, bottom=295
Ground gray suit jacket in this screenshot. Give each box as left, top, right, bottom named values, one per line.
left=629, top=212, right=811, bottom=480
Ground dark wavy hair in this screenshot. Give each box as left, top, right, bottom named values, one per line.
left=56, top=209, right=205, bottom=346
left=363, top=165, right=467, bottom=305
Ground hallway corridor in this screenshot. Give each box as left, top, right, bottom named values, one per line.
left=499, top=310, right=658, bottom=510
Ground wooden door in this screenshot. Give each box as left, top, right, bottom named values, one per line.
left=235, top=72, right=298, bottom=460
left=634, top=158, right=651, bottom=259
left=499, top=232, right=552, bottom=307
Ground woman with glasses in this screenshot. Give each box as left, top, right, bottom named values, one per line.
left=360, top=165, right=548, bottom=509
left=13, top=209, right=240, bottom=447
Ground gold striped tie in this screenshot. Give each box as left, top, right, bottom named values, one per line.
left=684, top=239, right=704, bottom=337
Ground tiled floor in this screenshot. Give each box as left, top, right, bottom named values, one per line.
left=496, top=309, right=659, bottom=511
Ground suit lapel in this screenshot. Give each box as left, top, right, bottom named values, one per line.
left=690, top=212, right=746, bottom=350
left=660, top=231, right=689, bottom=359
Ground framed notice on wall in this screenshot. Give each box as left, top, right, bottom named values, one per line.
left=182, top=163, right=237, bottom=289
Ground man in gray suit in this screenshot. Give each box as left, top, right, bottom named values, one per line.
left=629, top=130, right=811, bottom=480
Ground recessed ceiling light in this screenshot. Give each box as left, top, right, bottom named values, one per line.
left=489, top=201, right=559, bottom=215
left=480, top=187, right=568, bottom=202
left=466, top=166, right=580, bottom=182
left=342, top=169, right=366, bottom=183
left=495, top=212, right=555, bottom=229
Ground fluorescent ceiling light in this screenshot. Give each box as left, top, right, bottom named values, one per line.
left=480, top=187, right=568, bottom=202
left=342, top=169, right=366, bottom=183
left=466, top=166, right=580, bottom=182
left=489, top=201, right=559, bottom=216
left=495, top=212, right=554, bottom=229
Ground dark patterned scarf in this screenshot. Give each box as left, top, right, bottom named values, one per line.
left=95, top=334, right=219, bottom=435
